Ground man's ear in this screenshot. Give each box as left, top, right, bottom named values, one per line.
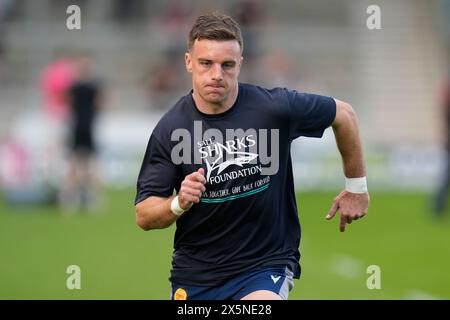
left=185, top=52, right=192, bottom=73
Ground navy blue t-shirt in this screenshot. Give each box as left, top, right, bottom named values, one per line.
left=135, top=83, right=336, bottom=286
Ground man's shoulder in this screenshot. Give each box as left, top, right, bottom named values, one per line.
left=240, top=83, right=292, bottom=118
left=241, top=82, right=290, bottom=101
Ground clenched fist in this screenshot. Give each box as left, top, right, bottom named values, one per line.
left=178, top=168, right=207, bottom=210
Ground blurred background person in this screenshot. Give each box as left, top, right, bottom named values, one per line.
left=432, top=67, right=450, bottom=217
left=39, top=50, right=78, bottom=189
left=59, top=53, right=104, bottom=212
left=40, top=50, right=77, bottom=124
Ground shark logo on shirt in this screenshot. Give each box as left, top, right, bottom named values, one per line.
left=204, top=151, right=258, bottom=181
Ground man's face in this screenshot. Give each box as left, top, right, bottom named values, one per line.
left=185, top=39, right=243, bottom=105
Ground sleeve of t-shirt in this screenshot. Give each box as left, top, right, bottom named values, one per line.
left=135, top=134, right=179, bottom=204
left=286, top=89, right=337, bottom=140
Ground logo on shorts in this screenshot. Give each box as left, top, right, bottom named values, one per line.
left=174, top=288, right=187, bottom=300
left=270, top=275, right=281, bottom=284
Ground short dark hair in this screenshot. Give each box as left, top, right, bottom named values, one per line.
left=188, top=11, right=243, bottom=52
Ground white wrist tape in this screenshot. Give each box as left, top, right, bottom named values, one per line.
left=345, top=177, right=368, bottom=194
left=170, top=196, right=191, bottom=216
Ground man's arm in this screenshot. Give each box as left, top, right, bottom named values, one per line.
left=326, top=99, right=370, bottom=232
left=135, top=195, right=178, bottom=230
left=135, top=168, right=206, bottom=230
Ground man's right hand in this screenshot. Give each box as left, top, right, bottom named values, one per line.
left=178, top=168, right=206, bottom=210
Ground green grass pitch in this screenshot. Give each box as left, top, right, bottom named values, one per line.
left=0, top=189, right=449, bottom=299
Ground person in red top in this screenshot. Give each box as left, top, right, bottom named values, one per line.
left=40, top=53, right=77, bottom=122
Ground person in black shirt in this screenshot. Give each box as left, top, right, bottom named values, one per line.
left=135, top=11, right=370, bottom=300
left=433, top=72, right=450, bottom=216
left=60, top=55, right=103, bottom=211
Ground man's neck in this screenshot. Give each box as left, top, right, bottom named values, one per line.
left=192, top=85, right=239, bottom=115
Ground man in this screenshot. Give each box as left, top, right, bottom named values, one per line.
left=135, top=11, right=369, bottom=300
left=60, top=54, right=103, bottom=211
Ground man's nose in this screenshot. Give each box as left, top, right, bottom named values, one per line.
left=211, top=64, right=223, bottom=81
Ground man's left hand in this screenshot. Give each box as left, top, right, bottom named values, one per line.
left=326, top=191, right=370, bottom=232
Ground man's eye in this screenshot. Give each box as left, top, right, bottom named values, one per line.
left=200, top=62, right=210, bottom=66
left=223, top=63, right=234, bottom=69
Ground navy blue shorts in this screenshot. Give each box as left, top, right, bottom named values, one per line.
left=171, top=265, right=294, bottom=300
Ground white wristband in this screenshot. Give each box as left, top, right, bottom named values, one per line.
left=170, top=196, right=191, bottom=216
left=345, top=177, right=368, bottom=194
